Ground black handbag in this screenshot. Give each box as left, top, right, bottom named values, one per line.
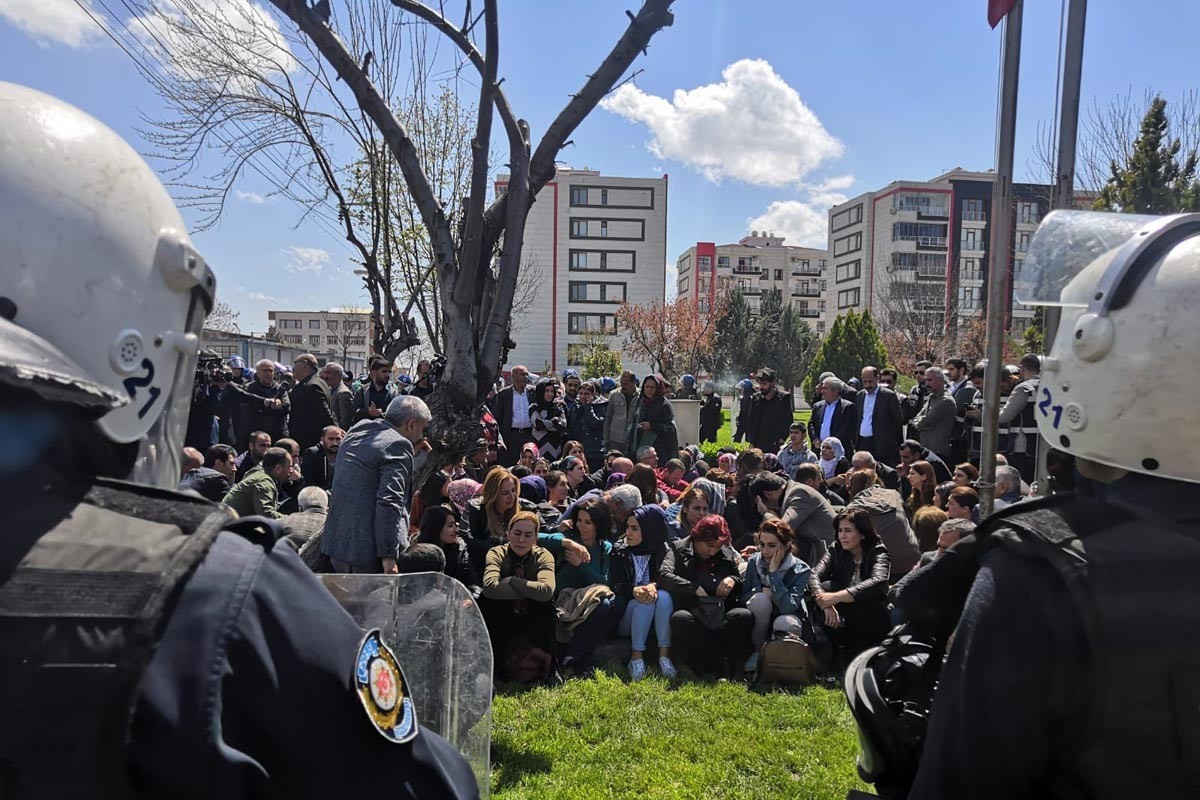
left=694, top=595, right=727, bottom=630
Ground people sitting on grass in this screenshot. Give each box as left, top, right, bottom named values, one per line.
left=809, top=508, right=892, bottom=669
left=555, top=496, right=620, bottom=675
left=741, top=518, right=813, bottom=673
left=612, top=504, right=677, bottom=680
left=659, top=514, right=752, bottom=678
left=480, top=510, right=558, bottom=679
left=416, top=504, right=480, bottom=597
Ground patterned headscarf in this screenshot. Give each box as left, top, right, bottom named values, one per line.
left=447, top=478, right=482, bottom=515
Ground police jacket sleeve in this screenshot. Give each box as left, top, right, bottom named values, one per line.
left=997, top=385, right=1029, bottom=424
left=909, top=547, right=1085, bottom=800
left=130, top=532, right=479, bottom=799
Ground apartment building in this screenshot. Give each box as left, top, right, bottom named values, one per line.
left=267, top=307, right=373, bottom=367
left=499, top=168, right=668, bottom=374
left=675, top=233, right=831, bottom=335
left=826, top=167, right=1061, bottom=339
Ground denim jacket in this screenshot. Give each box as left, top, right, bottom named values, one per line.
left=739, top=553, right=811, bottom=616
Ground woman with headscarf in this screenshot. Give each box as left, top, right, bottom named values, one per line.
left=717, top=451, right=737, bottom=474
left=446, top=478, right=481, bottom=520
left=699, top=380, right=722, bottom=444
left=611, top=504, right=677, bottom=680
left=627, top=374, right=678, bottom=461
left=530, top=377, right=567, bottom=460
left=818, top=436, right=851, bottom=492
left=667, top=477, right=726, bottom=540
left=658, top=514, right=752, bottom=678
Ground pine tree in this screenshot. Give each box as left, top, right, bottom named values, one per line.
left=1096, top=96, right=1200, bottom=214
left=714, top=289, right=752, bottom=379
left=804, top=309, right=889, bottom=396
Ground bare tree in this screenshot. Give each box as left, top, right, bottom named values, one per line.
left=206, top=301, right=242, bottom=334
left=319, top=305, right=369, bottom=364
left=876, top=258, right=951, bottom=364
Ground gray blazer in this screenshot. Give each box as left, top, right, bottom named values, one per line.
left=319, top=418, right=414, bottom=569
left=778, top=480, right=838, bottom=567
left=330, top=382, right=355, bottom=432
left=913, top=390, right=958, bottom=459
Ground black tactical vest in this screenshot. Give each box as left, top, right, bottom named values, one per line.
left=0, top=479, right=228, bottom=799
left=982, top=499, right=1200, bottom=797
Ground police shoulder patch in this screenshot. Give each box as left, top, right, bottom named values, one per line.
left=353, top=628, right=418, bottom=744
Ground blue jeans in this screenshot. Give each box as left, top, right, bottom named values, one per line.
left=618, top=590, right=674, bottom=651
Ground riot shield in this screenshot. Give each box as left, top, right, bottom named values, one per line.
left=319, top=572, right=493, bottom=797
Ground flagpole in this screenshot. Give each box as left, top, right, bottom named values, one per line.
left=979, top=0, right=1024, bottom=516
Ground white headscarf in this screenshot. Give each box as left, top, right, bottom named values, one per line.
left=819, top=436, right=845, bottom=479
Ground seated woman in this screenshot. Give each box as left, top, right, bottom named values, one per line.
left=740, top=518, right=813, bottom=673
left=416, top=504, right=480, bottom=597
left=946, top=485, right=981, bottom=523
left=557, top=455, right=594, bottom=497
left=611, top=504, right=677, bottom=680
left=933, top=481, right=957, bottom=511
left=544, top=470, right=570, bottom=511
left=517, top=442, right=539, bottom=472
left=464, top=468, right=579, bottom=578
left=480, top=510, right=557, bottom=673
left=905, top=460, right=938, bottom=521
left=911, top=505, right=949, bottom=554
left=533, top=459, right=550, bottom=478
left=809, top=508, right=891, bottom=667
left=626, top=464, right=667, bottom=507
left=818, top=437, right=852, bottom=493
left=953, top=462, right=979, bottom=488
left=555, top=497, right=621, bottom=674
left=658, top=514, right=752, bottom=678
left=668, top=478, right=726, bottom=539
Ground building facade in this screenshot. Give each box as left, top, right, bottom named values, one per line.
left=825, top=168, right=1065, bottom=341
left=266, top=308, right=374, bottom=368
left=499, top=168, right=668, bottom=374
left=675, top=233, right=830, bottom=334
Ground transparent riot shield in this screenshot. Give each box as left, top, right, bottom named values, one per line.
left=319, top=572, right=493, bottom=797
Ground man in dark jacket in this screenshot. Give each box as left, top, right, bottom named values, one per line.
left=745, top=367, right=794, bottom=453
left=301, top=425, right=344, bottom=492
left=288, top=353, right=337, bottom=451
left=178, top=443, right=237, bottom=502
left=352, top=356, right=399, bottom=425
left=232, top=359, right=290, bottom=449
left=854, top=366, right=904, bottom=466
left=809, top=378, right=857, bottom=450
left=320, top=361, right=356, bottom=432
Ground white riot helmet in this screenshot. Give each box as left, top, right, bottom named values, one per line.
left=0, top=82, right=215, bottom=488
left=1020, top=210, right=1200, bottom=484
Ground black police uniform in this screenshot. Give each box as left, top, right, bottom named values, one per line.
left=0, top=479, right=478, bottom=799
left=908, top=472, right=1200, bottom=799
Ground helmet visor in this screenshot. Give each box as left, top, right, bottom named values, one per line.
left=1017, top=210, right=1158, bottom=306
left=126, top=289, right=209, bottom=489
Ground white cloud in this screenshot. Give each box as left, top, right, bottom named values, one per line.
left=247, top=291, right=289, bottom=304
left=748, top=201, right=831, bottom=250
left=236, top=190, right=266, bottom=204
left=0, top=0, right=101, bottom=47
left=601, top=59, right=843, bottom=187
left=127, top=0, right=297, bottom=90
left=281, top=245, right=330, bottom=274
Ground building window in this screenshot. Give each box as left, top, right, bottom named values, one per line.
left=958, top=286, right=983, bottom=310
left=601, top=189, right=608, bottom=206
left=567, top=313, right=617, bottom=334
left=717, top=256, right=730, bottom=268
left=348, top=336, right=366, bottom=346
left=817, top=321, right=826, bottom=334
left=568, top=250, right=636, bottom=272
left=837, top=288, right=861, bottom=309
left=963, top=198, right=986, bottom=221
left=280, top=319, right=302, bottom=329
left=569, top=281, right=626, bottom=303
left=774, top=269, right=783, bottom=281
left=894, top=193, right=949, bottom=217
left=600, top=220, right=608, bottom=238
left=1016, top=231, right=1031, bottom=253
left=677, top=277, right=690, bottom=296
left=835, top=260, right=862, bottom=283
left=309, top=319, right=321, bottom=329
left=306, top=335, right=319, bottom=346
left=1017, top=201, right=1040, bottom=224
left=831, top=203, right=863, bottom=232
left=697, top=255, right=711, bottom=269
left=283, top=335, right=303, bottom=344
left=893, top=222, right=947, bottom=248
left=327, top=320, right=339, bottom=330
left=569, top=217, right=644, bottom=241
left=570, top=187, right=587, bottom=205
left=833, top=232, right=862, bottom=256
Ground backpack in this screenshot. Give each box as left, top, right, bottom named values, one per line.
left=757, top=634, right=817, bottom=685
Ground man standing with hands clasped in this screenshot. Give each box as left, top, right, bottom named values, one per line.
left=353, top=355, right=399, bottom=424
left=320, top=395, right=432, bottom=574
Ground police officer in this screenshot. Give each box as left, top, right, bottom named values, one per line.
left=907, top=210, right=1200, bottom=798
left=995, top=352, right=1042, bottom=484
left=0, top=83, right=477, bottom=798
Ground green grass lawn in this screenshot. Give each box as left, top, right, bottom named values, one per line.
left=707, top=406, right=812, bottom=451
left=490, top=671, right=868, bottom=799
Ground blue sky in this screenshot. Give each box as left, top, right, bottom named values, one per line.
left=2, top=0, right=1197, bottom=333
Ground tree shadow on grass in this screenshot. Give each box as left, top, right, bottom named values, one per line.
left=489, top=738, right=554, bottom=790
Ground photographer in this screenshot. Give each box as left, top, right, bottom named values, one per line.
left=184, top=354, right=226, bottom=451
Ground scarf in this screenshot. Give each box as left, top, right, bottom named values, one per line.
left=518, top=475, right=548, bottom=504
left=447, top=478, right=481, bottom=515
left=755, top=550, right=798, bottom=584
left=819, top=436, right=845, bottom=479
left=630, top=504, right=669, bottom=555
left=641, top=373, right=668, bottom=407
left=687, top=477, right=726, bottom=517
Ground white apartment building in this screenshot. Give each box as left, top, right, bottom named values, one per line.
left=499, top=168, right=668, bottom=375
left=825, top=168, right=1064, bottom=340
left=267, top=307, right=373, bottom=366
left=675, top=233, right=830, bottom=335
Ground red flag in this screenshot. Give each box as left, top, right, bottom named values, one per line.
left=988, top=0, right=1016, bottom=28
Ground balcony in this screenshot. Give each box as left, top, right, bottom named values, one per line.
left=791, top=266, right=822, bottom=276
left=796, top=308, right=820, bottom=318
left=916, top=236, right=947, bottom=249
left=916, top=266, right=947, bottom=280
left=1016, top=214, right=1041, bottom=226
left=960, top=270, right=984, bottom=282
left=791, top=287, right=822, bottom=297
left=741, top=286, right=762, bottom=295
left=963, top=210, right=987, bottom=222
left=733, top=265, right=761, bottom=275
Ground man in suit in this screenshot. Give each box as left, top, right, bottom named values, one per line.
left=288, top=353, right=337, bottom=451
left=809, top=378, right=857, bottom=451
left=320, top=361, right=355, bottom=432
left=854, top=366, right=904, bottom=466
left=912, top=366, right=957, bottom=463
left=491, top=364, right=535, bottom=467
left=320, top=395, right=430, bottom=573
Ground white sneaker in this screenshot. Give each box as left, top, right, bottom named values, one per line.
left=628, top=658, right=647, bottom=681
left=658, top=657, right=678, bottom=679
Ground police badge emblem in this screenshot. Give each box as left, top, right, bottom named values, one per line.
left=354, top=629, right=418, bottom=743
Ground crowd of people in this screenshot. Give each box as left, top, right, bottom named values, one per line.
left=181, top=351, right=1051, bottom=685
